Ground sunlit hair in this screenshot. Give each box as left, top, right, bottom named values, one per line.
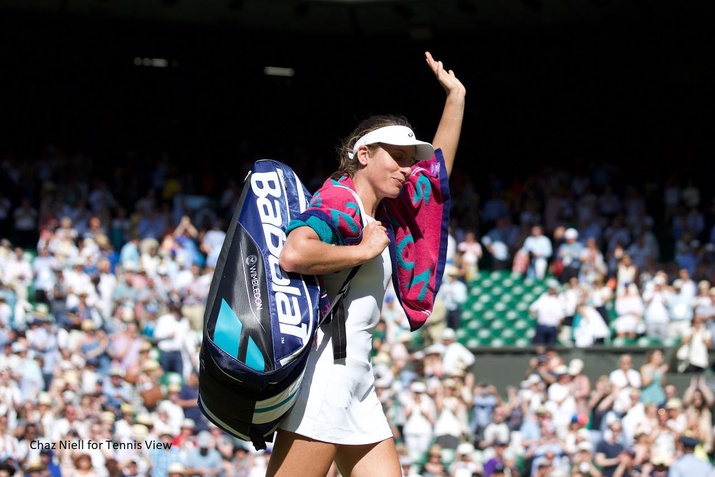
left=332, top=114, right=414, bottom=180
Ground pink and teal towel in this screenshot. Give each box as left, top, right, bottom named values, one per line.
left=286, top=150, right=451, bottom=330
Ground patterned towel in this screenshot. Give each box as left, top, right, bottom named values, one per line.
left=286, top=149, right=451, bottom=330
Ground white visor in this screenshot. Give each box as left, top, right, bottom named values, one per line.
left=348, top=125, right=434, bottom=162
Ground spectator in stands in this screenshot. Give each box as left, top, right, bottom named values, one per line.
left=557, top=277, right=580, bottom=345
left=402, top=380, right=437, bottom=464
left=102, top=367, right=132, bottom=414
left=529, top=279, right=565, bottom=346
left=519, top=224, right=553, bottom=280
left=614, top=253, right=639, bottom=297
left=567, top=358, right=591, bottom=418
left=677, top=267, right=698, bottom=299
left=118, top=234, right=141, bottom=272
left=526, top=424, right=567, bottom=477
left=432, top=378, right=469, bottom=454
left=613, top=283, right=645, bottom=340
left=674, top=239, right=701, bottom=278
left=184, top=430, right=223, bottom=477
left=456, top=231, right=482, bottom=283
left=26, top=304, right=59, bottom=389
left=519, top=403, right=549, bottom=450
left=449, top=442, right=482, bottom=477
left=31, top=245, right=60, bottom=305
left=479, top=405, right=510, bottom=450
left=579, top=237, right=608, bottom=288
left=627, top=231, right=657, bottom=271
left=694, top=281, right=715, bottom=329
left=380, top=294, right=409, bottom=346
left=418, top=443, right=448, bottom=477
left=682, top=376, right=714, bottom=455
left=651, top=406, right=677, bottom=462
left=77, top=319, right=111, bottom=375
left=668, top=436, right=712, bottom=476
left=638, top=349, right=668, bottom=406
left=2, top=247, right=33, bottom=318
left=199, top=219, right=226, bottom=269
left=145, top=431, right=182, bottom=477
left=153, top=299, right=190, bottom=376
left=555, top=228, right=583, bottom=284
left=437, top=265, right=468, bottom=331
left=179, top=263, right=212, bottom=333
left=440, top=328, right=475, bottom=391
left=642, top=274, right=671, bottom=340
left=572, top=302, right=610, bottom=347
left=176, top=371, right=207, bottom=431
left=676, top=313, right=712, bottom=373
left=481, top=215, right=519, bottom=271
left=608, top=354, right=642, bottom=417
left=594, top=418, right=626, bottom=477
left=667, top=279, right=695, bottom=340
left=664, top=396, right=687, bottom=437
left=571, top=441, right=602, bottom=477
left=108, top=317, right=143, bottom=375
left=470, top=381, right=501, bottom=448
left=620, top=388, right=646, bottom=446
left=545, top=364, right=577, bottom=434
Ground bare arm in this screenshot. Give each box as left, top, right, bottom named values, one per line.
left=425, top=51, right=466, bottom=178
left=700, top=375, right=715, bottom=406
left=640, top=364, right=654, bottom=387
left=683, top=376, right=697, bottom=405
left=279, top=222, right=390, bottom=275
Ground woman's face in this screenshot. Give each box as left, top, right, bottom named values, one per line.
left=693, top=390, right=704, bottom=406
left=363, top=144, right=415, bottom=200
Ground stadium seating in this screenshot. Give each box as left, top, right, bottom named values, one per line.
left=458, top=269, right=680, bottom=350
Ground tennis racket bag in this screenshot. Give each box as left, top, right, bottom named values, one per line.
left=198, top=159, right=356, bottom=450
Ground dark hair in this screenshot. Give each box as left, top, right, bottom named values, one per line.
left=332, top=114, right=413, bottom=180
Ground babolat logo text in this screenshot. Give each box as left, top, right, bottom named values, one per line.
left=245, top=255, right=262, bottom=310
left=251, top=171, right=309, bottom=344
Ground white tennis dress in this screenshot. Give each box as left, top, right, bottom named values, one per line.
left=279, top=217, right=394, bottom=445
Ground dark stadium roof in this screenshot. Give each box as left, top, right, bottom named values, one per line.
left=1, top=0, right=711, bottom=38
left=1, top=0, right=712, bottom=176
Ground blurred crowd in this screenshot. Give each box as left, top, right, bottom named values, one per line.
left=1, top=145, right=715, bottom=476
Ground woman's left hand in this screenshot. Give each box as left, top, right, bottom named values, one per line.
left=425, top=51, right=466, bottom=99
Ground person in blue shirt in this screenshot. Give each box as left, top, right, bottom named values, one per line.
left=146, top=431, right=182, bottom=477
left=184, top=431, right=224, bottom=477
left=39, top=449, right=62, bottom=477
left=668, top=436, right=712, bottom=477
left=470, top=382, right=500, bottom=446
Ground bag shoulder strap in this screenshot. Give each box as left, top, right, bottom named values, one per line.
left=319, top=265, right=361, bottom=360
left=318, top=184, right=366, bottom=361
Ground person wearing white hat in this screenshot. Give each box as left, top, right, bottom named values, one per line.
left=546, top=365, right=577, bottom=434
left=555, top=228, right=583, bottom=283
left=402, top=380, right=438, bottom=465
left=449, top=442, right=482, bottom=477
left=167, top=462, right=187, bottom=476
left=271, top=51, right=465, bottom=477
left=441, top=328, right=476, bottom=391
